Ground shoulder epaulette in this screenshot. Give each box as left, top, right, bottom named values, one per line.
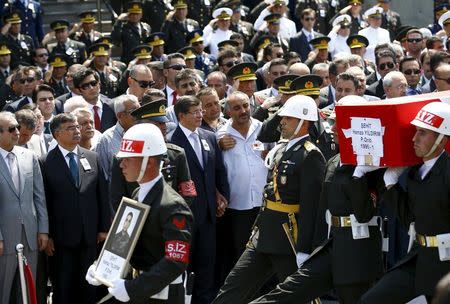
left=304, top=140, right=318, bottom=152
left=166, top=142, right=185, bottom=152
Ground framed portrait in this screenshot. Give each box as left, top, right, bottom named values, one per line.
left=94, top=197, right=150, bottom=287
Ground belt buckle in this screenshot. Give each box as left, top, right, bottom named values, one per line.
left=342, top=217, right=351, bottom=227
left=428, top=236, right=438, bottom=247
left=416, top=235, right=426, bottom=246
left=331, top=216, right=340, bottom=227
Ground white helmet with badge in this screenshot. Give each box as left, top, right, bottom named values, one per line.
left=410, top=101, right=450, bottom=157
left=278, top=95, right=318, bottom=121
left=117, top=123, right=167, bottom=182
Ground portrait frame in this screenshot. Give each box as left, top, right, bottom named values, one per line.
left=94, top=197, right=150, bottom=287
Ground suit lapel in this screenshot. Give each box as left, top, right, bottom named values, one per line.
left=55, top=146, right=78, bottom=188
left=175, top=127, right=203, bottom=170
left=77, top=148, right=86, bottom=189
left=0, top=154, right=19, bottom=197
left=16, top=149, right=26, bottom=197
left=198, top=130, right=209, bottom=169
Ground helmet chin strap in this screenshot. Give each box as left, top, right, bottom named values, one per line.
left=290, top=119, right=304, bottom=140
left=424, top=133, right=445, bottom=158
left=137, top=156, right=149, bottom=183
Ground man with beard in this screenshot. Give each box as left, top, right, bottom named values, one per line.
left=227, top=62, right=258, bottom=113
left=198, top=87, right=227, bottom=133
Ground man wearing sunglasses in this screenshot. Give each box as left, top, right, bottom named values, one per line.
left=4, top=66, right=41, bottom=113
left=163, top=53, right=186, bottom=107
left=126, top=64, right=154, bottom=102
left=72, top=67, right=116, bottom=132
left=405, top=29, right=424, bottom=61
left=400, top=56, right=422, bottom=96
left=366, top=50, right=398, bottom=99
left=289, top=8, right=321, bottom=63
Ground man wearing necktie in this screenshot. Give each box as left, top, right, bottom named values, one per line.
left=41, top=113, right=110, bottom=304
left=0, top=111, right=48, bottom=303
left=169, top=95, right=229, bottom=304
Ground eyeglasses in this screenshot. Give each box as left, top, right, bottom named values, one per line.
left=403, top=69, right=421, bottom=75
left=224, top=60, right=240, bottom=68
left=378, top=62, right=395, bottom=70
left=37, top=53, right=48, bottom=58
left=79, top=80, right=99, bottom=90
left=18, top=77, right=36, bottom=84
left=169, top=64, right=186, bottom=71
left=303, top=17, right=315, bottom=22
left=407, top=38, right=422, bottom=43
left=435, top=76, right=450, bottom=84
left=187, top=110, right=205, bottom=116
left=64, top=125, right=81, bottom=131
left=2, top=124, right=19, bottom=133
left=131, top=77, right=155, bottom=88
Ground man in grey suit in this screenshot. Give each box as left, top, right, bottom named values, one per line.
left=0, top=111, right=48, bottom=303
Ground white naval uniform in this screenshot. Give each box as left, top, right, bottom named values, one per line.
left=203, top=25, right=233, bottom=58
left=358, top=26, right=390, bottom=64
left=253, top=8, right=297, bottom=40
left=328, top=32, right=351, bottom=58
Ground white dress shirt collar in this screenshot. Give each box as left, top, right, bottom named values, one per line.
left=138, top=173, right=163, bottom=202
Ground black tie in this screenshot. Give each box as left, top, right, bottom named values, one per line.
left=4, top=70, right=8, bottom=78
left=44, top=122, right=51, bottom=134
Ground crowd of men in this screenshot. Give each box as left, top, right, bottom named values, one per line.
left=2, top=0, right=450, bottom=303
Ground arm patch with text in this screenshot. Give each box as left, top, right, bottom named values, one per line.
left=165, top=240, right=190, bottom=264
left=178, top=180, right=197, bottom=197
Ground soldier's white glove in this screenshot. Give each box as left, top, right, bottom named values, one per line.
left=296, top=252, right=309, bottom=268
left=85, top=264, right=101, bottom=286
left=353, top=165, right=379, bottom=178
left=383, top=167, right=406, bottom=187
left=108, top=278, right=130, bottom=302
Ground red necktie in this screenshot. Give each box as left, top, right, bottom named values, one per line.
left=93, top=105, right=101, bottom=131
left=172, top=92, right=177, bottom=106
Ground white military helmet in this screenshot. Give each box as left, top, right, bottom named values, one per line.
left=278, top=95, right=318, bottom=122
left=116, top=123, right=167, bottom=158
left=411, top=102, right=450, bottom=136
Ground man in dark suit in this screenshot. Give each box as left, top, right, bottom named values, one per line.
left=72, top=67, right=116, bottom=132
left=289, top=8, right=321, bottom=62
left=169, top=95, right=229, bottom=304
left=42, top=113, right=110, bottom=304
left=47, top=20, right=87, bottom=66
left=365, top=49, right=398, bottom=99
left=3, top=65, right=40, bottom=112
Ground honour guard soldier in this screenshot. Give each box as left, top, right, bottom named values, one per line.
left=213, top=95, right=326, bottom=303
left=346, top=34, right=376, bottom=80
left=111, top=1, right=151, bottom=64
left=187, top=29, right=216, bottom=75
left=86, top=123, right=194, bottom=303
left=359, top=102, right=450, bottom=302
left=146, top=32, right=168, bottom=62
left=305, top=37, right=331, bottom=70
left=161, top=0, right=199, bottom=55
left=227, top=62, right=259, bottom=113
left=131, top=44, right=153, bottom=65
left=46, top=54, right=70, bottom=98
left=87, top=43, right=121, bottom=98
left=71, top=11, right=102, bottom=49
left=0, top=11, right=34, bottom=68
left=47, top=20, right=87, bottom=66
left=251, top=96, right=384, bottom=303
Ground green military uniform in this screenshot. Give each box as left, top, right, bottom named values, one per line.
left=304, top=37, right=331, bottom=71
left=94, top=36, right=127, bottom=74
left=213, top=133, right=326, bottom=303
left=46, top=54, right=70, bottom=98
left=346, top=35, right=376, bottom=82
left=110, top=1, right=151, bottom=64
left=47, top=20, right=87, bottom=66
left=0, top=11, right=35, bottom=68
left=70, top=12, right=102, bottom=49
left=142, top=0, right=170, bottom=32
left=87, top=43, right=121, bottom=98
left=161, top=0, right=200, bottom=54
left=109, top=99, right=196, bottom=210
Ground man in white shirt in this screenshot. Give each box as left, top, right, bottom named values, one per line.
left=204, top=8, right=234, bottom=58
left=217, top=91, right=267, bottom=262
left=328, top=14, right=352, bottom=58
